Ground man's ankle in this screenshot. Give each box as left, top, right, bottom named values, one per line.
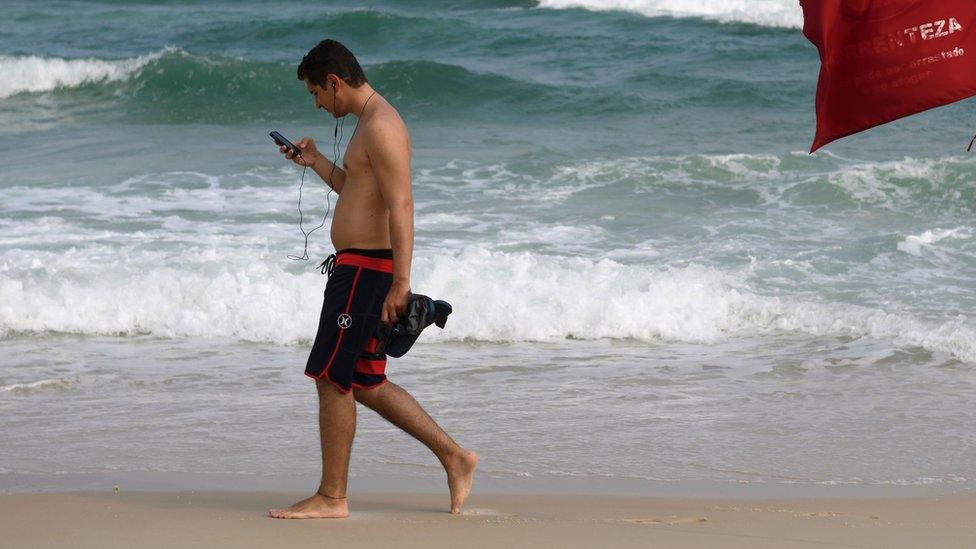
left=316, top=488, right=347, bottom=500
left=441, top=447, right=466, bottom=465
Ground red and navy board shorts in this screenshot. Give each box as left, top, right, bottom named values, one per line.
left=305, top=248, right=393, bottom=393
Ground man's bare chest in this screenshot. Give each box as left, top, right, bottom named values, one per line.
left=342, top=132, right=371, bottom=179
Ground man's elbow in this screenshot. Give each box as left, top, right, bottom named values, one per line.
left=388, top=198, right=413, bottom=214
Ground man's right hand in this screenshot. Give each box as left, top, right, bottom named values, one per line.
left=281, top=137, right=321, bottom=168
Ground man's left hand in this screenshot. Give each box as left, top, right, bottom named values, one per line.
left=381, top=280, right=411, bottom=325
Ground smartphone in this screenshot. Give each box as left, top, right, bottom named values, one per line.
left=270, top=131, right=302, bottom=157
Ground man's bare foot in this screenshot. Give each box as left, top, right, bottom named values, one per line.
left=267, top=491, right=349, bottom=519
left=445, top=448, right=478, bottom=514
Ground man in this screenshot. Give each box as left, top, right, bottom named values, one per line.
left=268, top=39, right=477, bottom=519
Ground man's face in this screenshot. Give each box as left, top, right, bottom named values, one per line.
left=305, top=79, right=334, bottom=116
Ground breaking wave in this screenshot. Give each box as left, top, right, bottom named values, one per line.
left=1, top=247, right=973, bottom=363
left=0, top=49, right=170, bottom=99
left=535, top=0, right=802, bottom=28
left=0, top=49, right=636, bottom=124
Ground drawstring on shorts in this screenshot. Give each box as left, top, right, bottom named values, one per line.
left=319, top=253, right=336, bottom=277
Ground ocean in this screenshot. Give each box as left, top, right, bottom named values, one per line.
left=2, top=0, right=975, bottom=497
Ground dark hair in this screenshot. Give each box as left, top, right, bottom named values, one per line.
left=297, top=39, right=368, bottom=88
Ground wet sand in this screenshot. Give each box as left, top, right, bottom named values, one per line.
left=3, top=490, right=974, bottom=548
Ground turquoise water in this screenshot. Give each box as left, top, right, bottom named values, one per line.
left=1, top=1, right=975, bottom=495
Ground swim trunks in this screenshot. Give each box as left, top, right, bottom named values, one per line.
left=305, top=248, right=393, bottom=393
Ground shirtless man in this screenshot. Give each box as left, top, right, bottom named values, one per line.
left=267, top=39, right=477, bottom=519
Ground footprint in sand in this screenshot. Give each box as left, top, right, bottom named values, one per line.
left=459, top=508, right=517, bottom=517
left=628, top=516, right=708, bottom=525
left=803, top=511, right=841, bottom=517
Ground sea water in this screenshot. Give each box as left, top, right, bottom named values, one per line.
left=1, top=0, right=975, bottom=496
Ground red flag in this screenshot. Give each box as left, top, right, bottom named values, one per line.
left=801, top=1, right=976, bottom=152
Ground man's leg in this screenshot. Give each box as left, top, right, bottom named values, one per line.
left=353, top=381, right=478, bottom=514
left=317, top=378, right=357, bottom=499
left=268, top=379, right=356, bottom=519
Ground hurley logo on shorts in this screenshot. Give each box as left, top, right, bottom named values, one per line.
left=337, top=314, right=352, bottom=329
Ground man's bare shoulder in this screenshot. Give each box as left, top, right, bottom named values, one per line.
left=363, top=102, right=410, bottom=150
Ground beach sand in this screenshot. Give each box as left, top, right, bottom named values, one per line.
left=3, top=490, right=974, bottom=548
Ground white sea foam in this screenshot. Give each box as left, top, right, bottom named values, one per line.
left=825, top=156, right=945, bottom=207
left=536, top=0, right=802, bottom=28
left=543, top=153, right=976, bottom=215
left=1, top=247, right=973, bottom=363
left=0, top=48, right=174, bottom=99
left=898, top=228, right=973, bottom=256
left=0, top=378, right=71, bottom=394
left=1, top=159, right=974, bottom=361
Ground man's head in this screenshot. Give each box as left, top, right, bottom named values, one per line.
left=297, top=39, right=369, bottom=117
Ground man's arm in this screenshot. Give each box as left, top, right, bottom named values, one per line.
left=367, top=119, right=414, bottom=323
left=309, top=156, right=346, bottom=194
left=291, top=137, right=346, bottom=194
